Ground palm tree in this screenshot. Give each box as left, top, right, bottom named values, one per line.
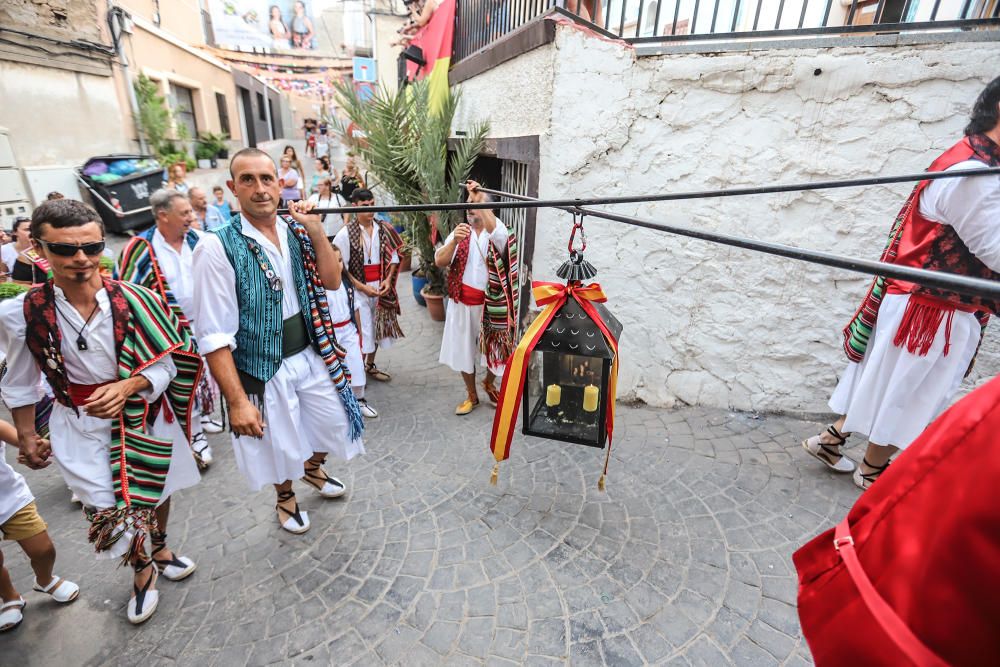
left=333, top=79, right=488, bottom=295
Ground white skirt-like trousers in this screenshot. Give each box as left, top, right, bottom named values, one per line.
left=49, top=401, right=201, bottom=559
left=438, top=299, right=505, bottom=376
left=829, top=293, right=980, bottom=450
left=334, top=321, right=366, bottom=389
left=230, top=347, right=365, bottom=491
left=358, top=282, right=395, bottom=354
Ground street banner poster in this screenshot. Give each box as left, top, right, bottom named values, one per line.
left=208, top=0, right=333, bottom=54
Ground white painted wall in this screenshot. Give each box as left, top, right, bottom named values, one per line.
left=454, top=24, right=1000, bottom=414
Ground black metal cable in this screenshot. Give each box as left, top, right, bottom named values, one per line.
left=284, top=167, right=1000, bottom=215
left=476, top=186, right=1000, bottom=302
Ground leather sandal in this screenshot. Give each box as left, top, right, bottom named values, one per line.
left=802, top=425, right=856, bottom=473
left=0, top=597, right=25, bottom=632
left=33, top=575, right=80, bottom=603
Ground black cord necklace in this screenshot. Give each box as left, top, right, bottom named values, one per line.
left=55, top=301, right=102, bottom=351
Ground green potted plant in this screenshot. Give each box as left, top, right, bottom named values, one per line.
left=333, top=79, right=488, bottom=321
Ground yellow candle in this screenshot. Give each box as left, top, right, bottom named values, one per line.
left=583, top=384, right=599, bottom=412
left=546, top=384, right=562, bottom=407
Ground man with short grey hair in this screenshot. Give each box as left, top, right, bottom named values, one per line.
left=116, top=189, right=219, bottom=467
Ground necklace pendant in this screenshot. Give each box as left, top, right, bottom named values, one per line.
left=76, top=335, right=88, bottom=352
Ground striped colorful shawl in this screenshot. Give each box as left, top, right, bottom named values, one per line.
left=23, top=279, right=203, bottom=562
left=115, top=228, right=200, bottom=333
left=347, top=220, right=405, bottom=342
left=287, top=220, right=365, bottom=442
left=481, top=233, right=519, bottom=368
left=447, top=229, right=520, bottom=367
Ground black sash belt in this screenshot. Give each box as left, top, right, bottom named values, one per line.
left=282, top=315, right=310, bottom=359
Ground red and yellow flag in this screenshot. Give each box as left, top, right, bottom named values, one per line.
left=405, top=0, right=455, bottom=115
left=489, top=281, right=620, bottom=489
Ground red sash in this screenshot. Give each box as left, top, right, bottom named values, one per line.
left=67, top=382, right=112, bottom=407
left=332, top=318, right=353, bottom=328
left=363, top=264, right=381, bottom=283
left=457, top=284, right=485, bottom=306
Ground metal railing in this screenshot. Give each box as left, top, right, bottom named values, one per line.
left=454, top=0, right=562, bottom=61
left=453, top=0, right=998, bottom=60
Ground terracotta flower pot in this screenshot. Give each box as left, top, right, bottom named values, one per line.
left=421, top=286, right=446, bottom=322
left=399, top=251, right=412, bottom=273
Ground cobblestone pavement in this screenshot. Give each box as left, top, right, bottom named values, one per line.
left=1, top=273, right=865, bottom=666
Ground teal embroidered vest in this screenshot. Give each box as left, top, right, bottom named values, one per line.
left=212, top=216, right=312, bottom=383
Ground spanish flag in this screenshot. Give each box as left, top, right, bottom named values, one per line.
left=405, top=0, right=454, bottom=115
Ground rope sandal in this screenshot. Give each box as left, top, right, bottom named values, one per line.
left=301, top=458, right=346, bottom=499
left=150, top=531, right=197, bottom=581
left=365, top=363, right=391, bottom=382
left=481, top=379, right=500, bottom=406
left=803, top=425, right=856, bottom=473
left=127, top=559, right=159, bottom=625
left=276, top=490, right=310, bottom=534
left=853, top=457, right=890, bottom=490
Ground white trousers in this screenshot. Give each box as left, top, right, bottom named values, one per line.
left=829, top=293, right=980, bottom=450
left=438, top=299, right=505, bottom=376
left=358, top=281, right=394, bottom=354
left=231, top=348, right=365, bottom=491
left=49, top=402, right=200, bottom=559
left=334, top=321, right=366, bottom=389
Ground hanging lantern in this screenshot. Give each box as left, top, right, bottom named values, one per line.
left=490, top=213, right=623, bottom=490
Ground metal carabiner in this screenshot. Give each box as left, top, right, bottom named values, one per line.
left=567, top=210, right=587, bottom=254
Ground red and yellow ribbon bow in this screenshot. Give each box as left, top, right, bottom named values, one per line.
left=489, top=280, right=620, bottom=490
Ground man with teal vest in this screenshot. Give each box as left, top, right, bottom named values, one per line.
left=191, top=148, right=364, bottom=534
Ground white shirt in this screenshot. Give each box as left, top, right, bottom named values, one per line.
left=0, top=288, right=175, bottom=410
left=919, top=160, right=1000, bottom=272
left=151, top=228, right=202, bottom=323
left=192, top=215, right=301, bottom=356
left=442, top=221, right=509, bottom=291
left=1, top=243, right=18, bottom=274
left=326, top=283, right=356, bottom=324
left=333, top=223, right=400, bottom=284
left=308, top=192, right=346, bottom=238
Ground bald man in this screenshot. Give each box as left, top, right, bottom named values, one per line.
left=188, top=187, right=227, bottom=231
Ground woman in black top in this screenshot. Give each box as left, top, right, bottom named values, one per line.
left=6, top=217, right=46, bottom=284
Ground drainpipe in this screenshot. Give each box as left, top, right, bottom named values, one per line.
left=108, top=2, right=148, bottom=154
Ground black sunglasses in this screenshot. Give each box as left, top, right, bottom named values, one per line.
left=35, top=239, right=106, bottom=257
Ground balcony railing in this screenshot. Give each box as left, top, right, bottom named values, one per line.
left=453, top=0, right=999, bottom=61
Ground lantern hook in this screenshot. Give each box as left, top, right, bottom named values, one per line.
left=557, top=209, right=598, bottom=281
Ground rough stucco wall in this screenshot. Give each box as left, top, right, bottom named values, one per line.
left=456, top=26, right=999, bottom=414
left=0, top=61, right=130, bottom=166
left=0, top=0, right=102, bottom=42
left=453, top=45, right=557, bottom=139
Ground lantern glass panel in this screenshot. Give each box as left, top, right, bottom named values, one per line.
left=523, top=349, right=609, bottom=448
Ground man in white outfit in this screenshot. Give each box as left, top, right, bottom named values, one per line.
left=192, top=148, right=364, bottom=535
left=0, top=199, right=201, bottom=624
left=435, top=182, right=517, bottom=415
left=803, top=77, right=1000, bottom=489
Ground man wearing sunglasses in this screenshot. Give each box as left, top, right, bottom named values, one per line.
left=0, top=199, right=204, bottom=624
left=191, top=148, right=364, bottom=535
